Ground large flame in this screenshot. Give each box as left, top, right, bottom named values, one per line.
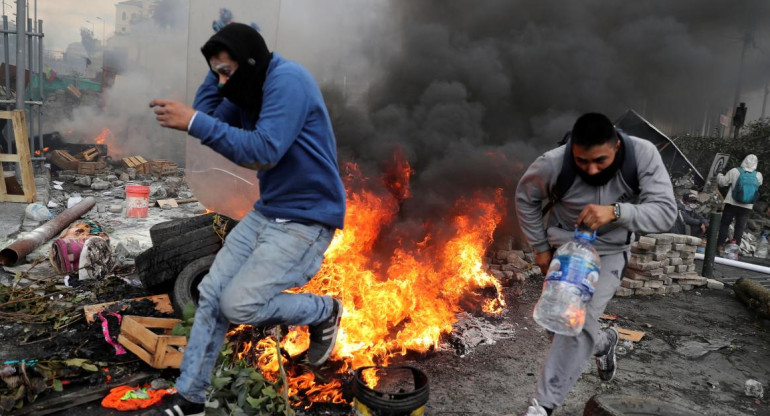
left=238, top=151, right=506, bottom=407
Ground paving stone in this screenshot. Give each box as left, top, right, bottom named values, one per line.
left=663, top=277, right=673, bottom=285
left=680, top=284, right=694, bottom=291
left=669, top=257, right=683, bottom=266
left=681, top=258, right=695, bottom=265
left=621, top=278, right=643, bottom=289
left=625, top=270, right=651, bottom=281
left=707, top=279, right=725, bottom=290
left=681, top=252, right=696, bottom=259
left=665, top=266, right=676, bottom=274
left=91, top=181, right=110, bottom=190
left=628, top=259, right=662, bottom=271
left=653, top=252, right=669, bottom=261
left=654, top=287, right=668, bottom=295
left=670, top=284, right=682, bottom=293
left=635, top=287, right=655, bottom=296
left=646, top=233, right=673, bottom=244
left=663, top=233, right=688, bottom=244
left=615, top=287, right=634, bottom=297
left=643, top=280, right=664, bottom=288
left=488, top=264, right=501, bottom=270
left=675, top=264, right=689, bottom=273
left=686, top=264, right=697, bottom=272
left=631, top=253, right=654, bottom=262
left=631, top=242, right=654, bottom=253
left=639, top=236, right=657, bottom=246
left=108, top=204, right=123, bottom=214
left=686, top=236, right=702, bottom=246
left=673, top=243, right=687, bottom=251
left=668, top=251, right=681, bottom=258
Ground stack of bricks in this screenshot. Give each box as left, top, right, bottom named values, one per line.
left=484, top=248, right=542, bottom=287
left=615, top=233, right=707, bottom=297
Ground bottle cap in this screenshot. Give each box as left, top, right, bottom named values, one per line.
left=574, top=227, right=597, bottom=243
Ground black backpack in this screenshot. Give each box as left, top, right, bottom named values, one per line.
left=542, top=129, right=640, bottom=215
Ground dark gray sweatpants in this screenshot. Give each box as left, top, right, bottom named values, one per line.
left=535, top=251, right=628, bottom=409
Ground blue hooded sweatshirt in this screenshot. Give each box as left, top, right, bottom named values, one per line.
left=188, top=53, right=346, bottom=229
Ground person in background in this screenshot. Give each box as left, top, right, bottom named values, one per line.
left=716, top=154, right=762, bottom=252
left=670, top=192, right=708, bottom=237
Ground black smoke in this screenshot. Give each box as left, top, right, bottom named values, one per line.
left=325, top=0, right=770, bottom=242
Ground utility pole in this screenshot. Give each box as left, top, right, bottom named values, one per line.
left=762, top=78, right=769, bottom=118
left=729, top=30, right=752, bottom=138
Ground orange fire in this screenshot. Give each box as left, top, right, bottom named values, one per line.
left=93, top=127, right=111, bottom=145
left=236, top=151, right=507, bottom=407
left=34, top=146, right=49, bottom=156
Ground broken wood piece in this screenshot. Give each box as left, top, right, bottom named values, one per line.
left=155, top=199, right=178, bottom=209
left=77, top=161, right=107, bottom=175
left=600, top=314, right=618, bottom=320
left=175, top=197, right=198, bottom=204
left=49, top=149, right=79, bottom=171
left=121, top=156, right=149, bottom=174
left=117, top=315, right=186, bottom=369
left=149, top=159, right=178, bottom=177
left=82, top=294, right=174, bottom=324
left=73, top=147, right=100, bottom=162
left=616, top=327, right=645, bottom=342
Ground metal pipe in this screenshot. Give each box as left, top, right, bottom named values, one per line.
left=701, top=211, right=722, bottom=278
left=695, top=253, right=770, bottom=275
left=26, top=17, right=31, bottom=153
left=36, top=19, right=41, bottom=154
left=1, top=16, right=8, bottom=152
left=0, top=197, right=96, bottom=266
left=14, top=0, right=23, bottom=109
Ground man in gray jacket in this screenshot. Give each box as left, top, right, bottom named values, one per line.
left=515, top=113, right=676, bottom=415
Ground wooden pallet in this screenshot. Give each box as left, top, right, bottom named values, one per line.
left=118, top=315, right=186, bottom=369
left=150, top=159, right=178, bottom=176
left=77, top=161, right=107, bottom=175
left=0, top=110, right=36, bottom=203
left=49, top=149, right=79, bottom=171
left=82, top=294, right=174, bottom=324
left=121, top=155, right=149, bottom=174
left=74, top=147, right=100, bottom=162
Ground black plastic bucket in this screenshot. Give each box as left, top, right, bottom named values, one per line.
left=352, top=366, right=429, bottom=416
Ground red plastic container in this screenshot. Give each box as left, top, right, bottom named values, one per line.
left=125, top=185, right=150, bottom=218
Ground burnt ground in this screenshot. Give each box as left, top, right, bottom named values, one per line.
left=3, top=262, right=770, bottom=416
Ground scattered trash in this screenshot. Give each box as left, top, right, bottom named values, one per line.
left=675, top=337, right=732, bottom=359
left=67, top=194, right=83, bottom=208
left=616, top=327, right=645, bottom=342
left=101, top=384, right=176, bottom=411
left=445, top=312, right=515, bottom=356
left=25, top=203, right=52, bottom=222
left=745, top=379, right=764, bottom=399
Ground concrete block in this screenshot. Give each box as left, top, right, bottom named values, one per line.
left=654, top=287, right=667, bottom=295
left=668, top=251, right=681, bottom=258
left=675, top=264, right=689, bottom=273
left=680, top=284, right=694, bottom=291
left=707, top=279, right=725, bottom=290
left=681, top=252, right=695, bottom=259
left=669, top=257, right=683, bottom=266
left=673, top=243, right=687, bottom=251
left=686, top=264, right=697, bottom=272
left=681, top=245, right=698, bottom=253
left=643, top=280, right=664, bottom=288
left=654, top=245, right=671, bottom=255
left=632, top=241, right=655, bottom=252
left=686, top=236, right=702, bottom=246
left=628, top=259, right=662, bottom=271
left=488, top=264, right=502, bottom=270
left=670, top=284, right=682, bottom=293
left=681, top=258, right=695, bottom=265
left=663, top=277, right=673, bottom=285
left=621, top=278, right=644, bottom=289
left=615, top=287, right=635, bottom=297
left=665, top=266, right=676, bottom=274
left=646, top=233, right=673, bottom=244
left=653, top=252, right=668, bottom=261
left=664, top=233, right=688, bottom=244
left=639, top=236, right=657, bottom=246
left=635, top=287, right=655, bottom=296
left=631, top=253, right=654, bottom=263
left=625, top=270, right=651, bottom=281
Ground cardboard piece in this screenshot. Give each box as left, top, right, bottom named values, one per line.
left=156, top=199, right=178, bottom=209
left=616, top=326, right=645, bottom=342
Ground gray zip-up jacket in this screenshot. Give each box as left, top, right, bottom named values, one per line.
left=515, top=136, right=677, bottom=256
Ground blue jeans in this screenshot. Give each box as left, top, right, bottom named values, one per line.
left=176, top=210, right=335, bottom=403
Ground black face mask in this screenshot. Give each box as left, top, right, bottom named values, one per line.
left=575, top=141, right=624, bottom=187
left=202, top=23, right=273, bottom=119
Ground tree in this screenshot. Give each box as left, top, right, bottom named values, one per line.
left=80, top=28, right=98, bottom=57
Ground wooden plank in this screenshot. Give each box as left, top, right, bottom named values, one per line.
left=10, top=372, right=155, bottom=416
left=117, top=334, right=155, bottom=364
left=118, top=315, right=186, bottom=369
left=0, top=110, right=13, bottom=120
left=0, top=194, right=30, bottom=203
left=82, top=294, right=174, bottom=324
left=12, top=110, right=35, bottom=203
left=600, top=314, right=618, bottom=321
left=156, top=198, right=178, bottom=208
left=616, top=327, right=645, bottom=342
left=128, top=315, right=181, bottom=329
left=0, top=153, right=19, bottom=162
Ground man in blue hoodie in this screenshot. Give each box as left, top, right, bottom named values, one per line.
left=148, top=23, right=346, bottom=416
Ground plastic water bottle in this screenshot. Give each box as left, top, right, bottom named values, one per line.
left=725, top=239, right=739, bottom=260
left=533, top=229, right=601, bottom=336
left=755, top=233, right=768, bottom=259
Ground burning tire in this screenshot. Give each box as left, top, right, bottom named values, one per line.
left=136, top=226, right=224, bottom=289
left=583, top=394, right=702, bottom=416
left=149, top=213, right=217, bottom=247
left=171, top=254, right=216, bottom=315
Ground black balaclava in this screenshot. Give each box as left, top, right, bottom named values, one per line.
left=575, top=137, right=624, bottom=187
left=201, top=23, right=272, bottom=119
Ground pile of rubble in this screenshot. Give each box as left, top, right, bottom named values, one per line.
left=616, top=233, right=723, bottom=297
left=484, top=246, right=542, bottom=286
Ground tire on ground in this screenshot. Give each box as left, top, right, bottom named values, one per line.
left=583, top=394, right=703, bottom=416
left=171, top=255, right=216, bottom=316
left=149, top=213, right=217, bottom=247
left=137, top=226, right=224, bottom=288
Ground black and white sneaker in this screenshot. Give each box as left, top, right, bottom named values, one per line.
left=595, top=326, right=619, bottom=382
left=307, top=298, right=343, bottom=366
left=143, top=393, right=205, bottom=416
